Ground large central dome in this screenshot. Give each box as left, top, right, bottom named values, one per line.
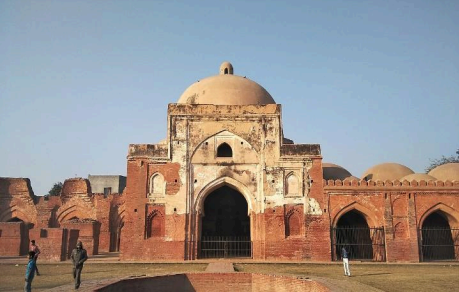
left=177, top=62, right=276, bottom=105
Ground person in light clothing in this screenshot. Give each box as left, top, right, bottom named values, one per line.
left=342, top=247, right=351, bottom=276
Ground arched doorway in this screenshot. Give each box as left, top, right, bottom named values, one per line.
left=200, top=186, right=251, bottom=258
left=420, top=211, right=456, bottom=261
left=6, top=217, right=30, bottom=255
left=332, top=210, right=385, bottom=261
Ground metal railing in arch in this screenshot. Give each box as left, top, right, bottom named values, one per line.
left=199, top=236, right=252, bottom=258
left=418, top=228, right=459, bottom=261
left=331, top=227, right=386, bottom=262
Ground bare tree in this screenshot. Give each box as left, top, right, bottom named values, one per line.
left=425, top=149, right=459, bottom=173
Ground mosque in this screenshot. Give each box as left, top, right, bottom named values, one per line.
left=1, top=62, right=458, bottom=262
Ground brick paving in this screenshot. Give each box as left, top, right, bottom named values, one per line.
left=204, top=262, right=235, bottom=273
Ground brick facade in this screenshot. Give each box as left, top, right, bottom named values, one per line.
left=1, top=63, right=458, bottom=263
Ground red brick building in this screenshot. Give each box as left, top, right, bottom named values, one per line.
left=1, top=62, right=458, bottom=262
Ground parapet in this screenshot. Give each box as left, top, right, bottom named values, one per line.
left=280, top=144, right=321, bottom=156
left=168, top=103, right=281, bottom=116
left=323, top=178, right=459, bottom=188
left=128, top=144, right=168, bottom=159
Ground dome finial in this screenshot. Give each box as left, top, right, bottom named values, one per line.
left=219, top=61, right=233, bottom=75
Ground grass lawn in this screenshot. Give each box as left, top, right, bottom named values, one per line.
left=0, top=261, right=458, bottom=291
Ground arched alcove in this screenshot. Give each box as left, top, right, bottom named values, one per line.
left=150, top=173, right=165, bottom=196
left=285, top=173, right=299, bottom=196
left=286, top=211, right=301, bottom=237
left=145, top=210, right=164, bottom=239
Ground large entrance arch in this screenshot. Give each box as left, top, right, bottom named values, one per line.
left=420, top=211, right=458, bottom=261
left=199, top=186, right=251, bottom=258
left=331, top=209, right=386, bottom=261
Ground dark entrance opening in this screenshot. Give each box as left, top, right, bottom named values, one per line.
left=110, top=222, right=124, bottom=252
left=420, top=211, right=457, bottom=261
left=332, top=210, right=385, bottom=261
left=200, top=186, right=251, bottom=258
left=217, top=143, right=232, bottom=157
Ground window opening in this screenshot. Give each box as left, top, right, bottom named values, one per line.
left=104, top=187, right=112, bottom=197
left=217, top=143, right=232, bottom=157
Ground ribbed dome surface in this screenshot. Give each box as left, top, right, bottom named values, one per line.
left=177, top=62, right=275, bottom=105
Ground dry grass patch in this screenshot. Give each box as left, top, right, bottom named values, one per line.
left=2, top=261, right=458, bottom=292
left=0, top=263, right=207, bottom=291
left=234, top=263, right=459, bottom=292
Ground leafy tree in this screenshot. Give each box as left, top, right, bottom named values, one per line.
left=48, top=182, right=63, bottom=196
left=425, top=149, right=459, bottom=173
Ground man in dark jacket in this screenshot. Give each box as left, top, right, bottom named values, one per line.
left=71, top=241, right=88, bottom=289
left=342, top=246, right=351, bottom=276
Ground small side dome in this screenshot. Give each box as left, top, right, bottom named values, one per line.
left=428, top=163, right=459, bottom=181
left=361, top=163, right=414, bottom=181
left=323, top=163, right=353, bottom=180
left=400, top=173, right=437, bottom=181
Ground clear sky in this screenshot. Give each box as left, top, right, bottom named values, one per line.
left=1, top=0, right=458, bottom=196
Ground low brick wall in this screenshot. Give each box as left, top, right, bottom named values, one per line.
left=94, top=273, right=330, bottom=292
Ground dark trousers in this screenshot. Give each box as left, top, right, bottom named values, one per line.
left=73, top=265, right=84, bottom=288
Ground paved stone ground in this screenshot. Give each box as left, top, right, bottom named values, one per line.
left=311, top=276, right=384, bottom=292
left=204, top=262, right=235, bottom=273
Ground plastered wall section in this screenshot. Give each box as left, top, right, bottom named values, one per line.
left=124, top=104, right=328, bottom=260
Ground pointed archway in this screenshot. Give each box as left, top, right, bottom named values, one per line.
left=199, top=185, right=251, bottom=258
left=332, top=209, right=386, bottom=261
left=421, top=211, right=456, bottom=261
left=202, top=186, right=249, bottom=237
left=419, top=204, right=459, bottom=261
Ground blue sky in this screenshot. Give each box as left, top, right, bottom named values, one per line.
left=1, top=0, right=458, bottom=196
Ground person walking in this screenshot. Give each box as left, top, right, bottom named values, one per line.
left=342, top=246, right=351, bottom=277
left=71, top=241, right=88, bottom=289
left=29, top=240, right=41, bottom=276
left=24, top=251, right=37, bottom=292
